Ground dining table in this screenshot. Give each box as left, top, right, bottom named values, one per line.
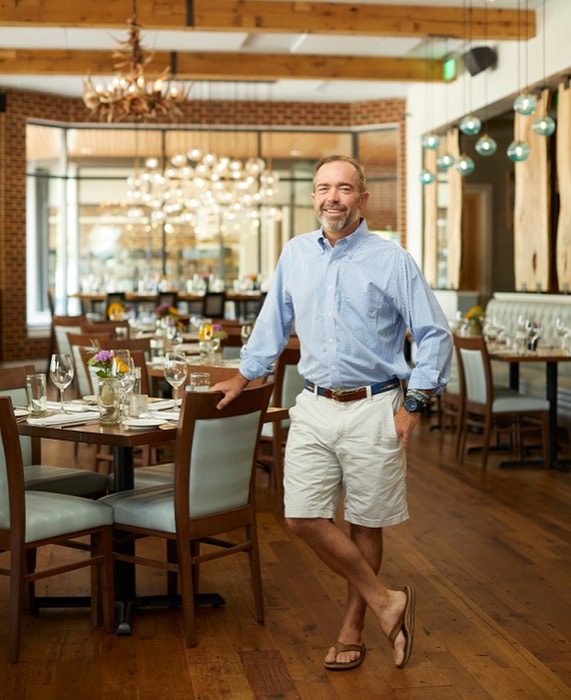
left=17, top=400, right=289, bottom=633
left=488, top=345, right=571, bottom=471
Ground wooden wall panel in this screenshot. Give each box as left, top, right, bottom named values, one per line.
left=556, top=83, right=571, bottom=291
left=513, top=92, right=550, bottom=292
left=423, top=147, right=438, bottom=287
left=446, top=128, right=462, bottom=290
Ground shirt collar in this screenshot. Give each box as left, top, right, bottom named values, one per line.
left=317, top=218, right=370, bottom=252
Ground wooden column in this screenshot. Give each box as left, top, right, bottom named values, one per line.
left=423, top=147, right=438, bottom=287
left=513, top=90, right=550, bottom=292
left=446, top=128, right=462, bottom=290
left=556, top=82, right=571, bottom=291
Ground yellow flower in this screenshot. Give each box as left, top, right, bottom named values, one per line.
left=465, top=305, right=485, bottom=321
left=199, top=324, right=213, bottom=341
left=108, top=302, right=125, bottom=319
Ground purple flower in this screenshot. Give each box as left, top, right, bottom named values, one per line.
left=91, top=349, right=114, bottom=363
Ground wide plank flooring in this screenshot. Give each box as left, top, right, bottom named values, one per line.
left=1, top=414, right=570, bottom=699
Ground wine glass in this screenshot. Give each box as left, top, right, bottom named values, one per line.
left=163, top=352, right=188, bottom=405
left=166, top=321, right=183, bottom=353
left=555, top=317, right=569, bottom=348
left=241, top=323, right=253, bottom=345
left=49, top=353, right=74, bottom=413
left=111, top=352, right=136, bottom=416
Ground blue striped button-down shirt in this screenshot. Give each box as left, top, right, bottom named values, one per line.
left=240, top=219, right=452, bottom=392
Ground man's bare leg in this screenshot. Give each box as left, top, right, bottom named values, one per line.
left=286, top=517, right=407, bottom=666
left=324, top=524, right=383, bottom=666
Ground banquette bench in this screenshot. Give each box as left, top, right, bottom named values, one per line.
left=485, top=292, right=571, bottom=430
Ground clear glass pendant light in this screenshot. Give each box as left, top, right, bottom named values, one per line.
left=459, top=114, right=482, bottom=136
left=454, top=155, right=475, bottom=176
left=513, top=91, right=537, bottom=116
left=422, top=133, right=441, bottom=150
left=419, top=169, right=436, bottom=185
left=532, top=114, right=556, bottom=136
left=475, top=133, right=497, bottom=156
left=507, top=140, right=530, bottom=162
left=437, top=153, right=455, bottom=169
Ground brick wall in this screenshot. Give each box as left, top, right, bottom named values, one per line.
left=0, top=88, right=406, bottom=362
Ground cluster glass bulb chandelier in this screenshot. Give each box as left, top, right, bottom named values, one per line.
left=125, top=148, right=281, bottom=237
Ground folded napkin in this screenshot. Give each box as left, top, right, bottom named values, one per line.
left=148, top=399, right=176, bottom=411
left=144, top=410, right=180, bottom=422
left=27, top=411, right=100, bottom=427
left=46, top=401, right=90, bottom=413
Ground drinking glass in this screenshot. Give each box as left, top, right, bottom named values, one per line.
left=49, top=353, right=74, bottom=412
left=187, top=372, right=211, bottom=392
left=555, top=317, right=569, bottom=349
left=111, top=351, right=135, bottom=416
left=163, top=352, right=188, bottom=404
left=241, top=323, right=253, bottom=345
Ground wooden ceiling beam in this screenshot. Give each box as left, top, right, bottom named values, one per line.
left=0, top=0, right=536, bottom=41
left=0, top=48, right=444, bottom=83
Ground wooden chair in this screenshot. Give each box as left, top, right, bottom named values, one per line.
left=0, top=395, right=115, bottom=662
left=436, top=344, right=463, bottom=444
left=80, top=320, right=130, bottom=337
left=202, top=292, right=226, bottom=319
left=67, top=331, right=112, bottom=397
left=96, top=336, right=151, bottom=358
left=50, top=314, right=86, bottom=363
left=157, top=291, right=179, bottom=310
left=258, top=346, right=304, bottom=499
left=221, top=331, right=242, bottom=359
left=454, top=334, right=551, bottom=470
left=100, top=383, right=273, bottom=647
left=0, top=366, right=109, bottom=496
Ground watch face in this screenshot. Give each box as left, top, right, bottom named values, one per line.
left=404, top=396, right=421, bottom=413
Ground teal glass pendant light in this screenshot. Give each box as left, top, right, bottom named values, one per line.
left=454, top=155, right=475, bottom=176
left=475, top=133, right=497, bottom=156
left=459, top=114, right=482, bottom=136
left=532, top=113, right=556, bottom=136
left=507, top=140, right=530, bottom=162
left=437, top=152, right=455, bottom=170
left=419, top=169, right=436, bottom=185
left=422, top=133, right=441, bottom=150
left=513, top=92, right=537, bottom=116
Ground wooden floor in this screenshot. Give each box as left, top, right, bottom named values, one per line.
left=1, top=415, right=571, bottom=699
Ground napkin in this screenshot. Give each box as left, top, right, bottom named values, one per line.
left=46, top=401, right=90, bottom=413
left=144, top=410, right=180, bottom=422
left=148, top=399, right=176, bottom=411
left=27, top=411, right=100, bottom=427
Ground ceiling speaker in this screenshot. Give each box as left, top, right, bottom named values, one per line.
left=462, top=46, right=497, bottom=76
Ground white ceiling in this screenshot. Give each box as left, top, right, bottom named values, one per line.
left=0, top=0, right=546, bottom=103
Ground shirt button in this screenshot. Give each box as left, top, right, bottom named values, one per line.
left=329, top=338, right=334, bottom=343
left=331, top=365, right=337, bottom=370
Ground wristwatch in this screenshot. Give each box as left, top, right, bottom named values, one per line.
left=404, top=391, right=430, bottom=413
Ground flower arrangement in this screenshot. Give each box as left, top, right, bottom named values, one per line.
left=465, top=305, right=485, bottom=321
left=155, top=303, right=179, bottom=320
left=108, top=302, right=125, bottom=320
left=88, top=349, right=130, bottom=378
left=198, top=323, right=228, bottom=342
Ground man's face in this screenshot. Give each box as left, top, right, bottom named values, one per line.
left=312, top=161, right=369, bottom=235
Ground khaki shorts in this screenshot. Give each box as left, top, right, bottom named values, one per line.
left=284, top=387, right=409, bottom=528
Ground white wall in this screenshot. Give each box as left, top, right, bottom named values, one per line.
left=406, top=0, right=571, bottom=267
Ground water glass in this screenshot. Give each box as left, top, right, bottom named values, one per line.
left=187, top=372, right=211, bottom=392
left=129, top=393, right=149, bottom=417
left=25, top=372, right=47, bottom=416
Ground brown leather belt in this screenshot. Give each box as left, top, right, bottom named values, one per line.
left=304, top=378, right=400, bottom=402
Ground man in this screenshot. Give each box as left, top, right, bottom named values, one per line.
left=213, top=155, right=452, bottom=670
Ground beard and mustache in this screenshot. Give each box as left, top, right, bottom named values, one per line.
left=316, top=204, right=359, bottom=232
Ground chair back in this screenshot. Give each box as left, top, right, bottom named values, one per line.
left=454, top=335, right=493, bottom=410
left=202, top=292, right=226, bottom=319
left=173, top=384, right=273, bottom=523
left=97, top=337, right=151, bottom=355
left=0, top=395, right=26, bottom=531
left=446, top=347, right=461, bottom=395
left=67, top=332, right=111, bottom=396
left=52, top=315, right=86, bottom=356
left=80, top=320, right=130, bottom=336
left=272, top=347, right=303, bottom=430
left=0, top=365, right=40, bottom=469
left=157, top=291, right=178, bottom=309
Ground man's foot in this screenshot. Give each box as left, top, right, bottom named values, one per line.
left=324, top=642, right=366, bottom=671
left=388, top=585, right=416, bottom=668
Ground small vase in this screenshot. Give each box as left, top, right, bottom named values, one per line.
left=468, top=319, right=483, bottom=337
left=97, top=377, right=121, bottom=425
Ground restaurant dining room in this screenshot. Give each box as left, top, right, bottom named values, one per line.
left=0, top=0, right=571, bottom=698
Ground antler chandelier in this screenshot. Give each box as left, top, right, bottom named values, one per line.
left=82, top=11, right=189, bottom=123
